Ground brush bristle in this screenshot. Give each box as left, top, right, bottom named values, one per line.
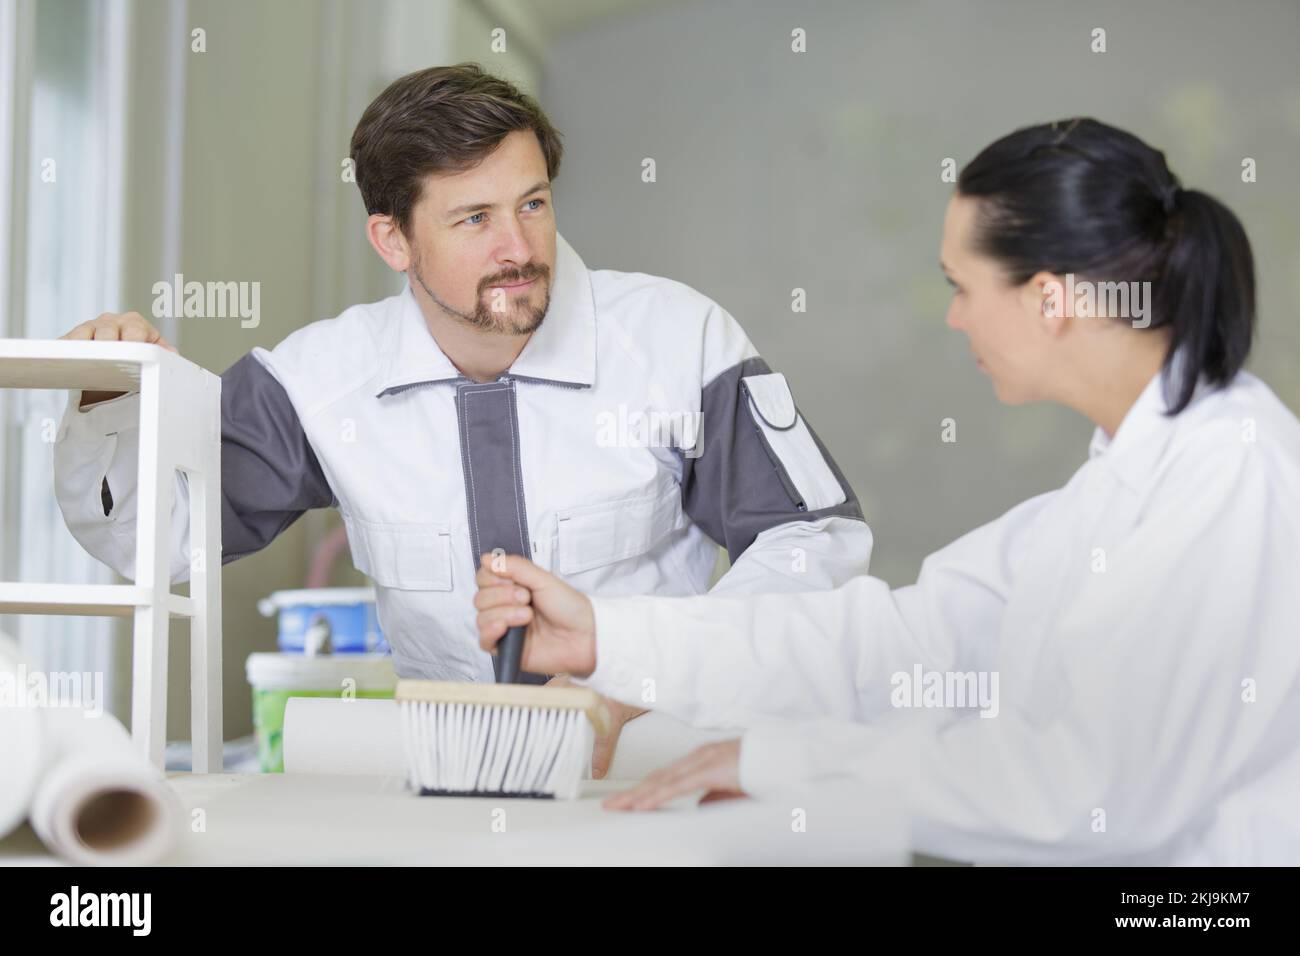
left=396, top=681, right=607, bottom=800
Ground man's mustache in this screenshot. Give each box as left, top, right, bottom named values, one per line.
left=480, top=263, right=549, bottom=292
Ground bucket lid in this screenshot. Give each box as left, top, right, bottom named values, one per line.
left=257, top=587, right=377, bottom=617
left=245, top=652, right=396, bottom=691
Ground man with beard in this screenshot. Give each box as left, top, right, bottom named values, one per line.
left=53, top=63, right=873, bottom=776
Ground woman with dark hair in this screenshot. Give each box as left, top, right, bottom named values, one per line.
left=474, top=119, right=1300, bottom=864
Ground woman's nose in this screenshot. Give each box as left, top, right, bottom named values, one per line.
left=945, top=300, right=962, bottom=330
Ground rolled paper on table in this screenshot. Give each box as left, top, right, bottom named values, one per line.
left=283, top=696, right=407, bottom=776
left=2, top=629, right=181, bottom=864
left=30, top=706, right=183, bottom=865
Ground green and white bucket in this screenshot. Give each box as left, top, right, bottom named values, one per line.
left=245, top=653, right=396, bottom=772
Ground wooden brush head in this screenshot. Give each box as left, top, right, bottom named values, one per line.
left=395, top=679, right=613, bottom=736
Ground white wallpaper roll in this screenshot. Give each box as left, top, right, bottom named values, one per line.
left=29, top=706, right=183, bottom=865
left=282, top=696, right=407, bottom=776
left=2, top=631, right=182, bottom=863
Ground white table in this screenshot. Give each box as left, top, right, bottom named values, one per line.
left=1, top=771, right=909, bottom=866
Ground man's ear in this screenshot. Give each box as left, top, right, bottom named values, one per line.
left=366, top=214, right=412, bottom=272
left=1025, top=270, right=1071, bottom=337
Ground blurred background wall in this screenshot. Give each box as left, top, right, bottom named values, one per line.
left=2, top=0, right=1297, bottom=742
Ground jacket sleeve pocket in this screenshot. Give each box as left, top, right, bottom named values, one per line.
left=741, top=372, right=846, bottom=511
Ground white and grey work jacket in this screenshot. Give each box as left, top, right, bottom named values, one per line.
left=54, top=233, right=873, bottom=681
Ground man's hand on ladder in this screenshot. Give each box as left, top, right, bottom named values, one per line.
left=60, top=312, right=179, bottom=407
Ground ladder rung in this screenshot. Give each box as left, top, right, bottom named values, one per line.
left=0, top=582, right=196, bottom=617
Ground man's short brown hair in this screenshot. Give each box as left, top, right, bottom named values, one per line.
left=350, top=62, right=564, bottom=236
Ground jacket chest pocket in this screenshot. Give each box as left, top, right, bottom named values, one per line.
left=554, top=485, right=685, bottom=575
left=343, top=515, right=453, bottom=591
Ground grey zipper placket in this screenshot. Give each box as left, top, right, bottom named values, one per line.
left=454, top=377, right=547, bottom=684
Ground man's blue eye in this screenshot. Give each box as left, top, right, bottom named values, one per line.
left=524, top=199, right=544, bottom=211
left=466, top=213, right=486, bottom=225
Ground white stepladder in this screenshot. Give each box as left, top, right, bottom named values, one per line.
left=0, top=339, right=223, bottom=772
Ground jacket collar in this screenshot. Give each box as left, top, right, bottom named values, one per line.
left=1087, top=353, right=1207, bottom=493
left=374, top=231, right=596, bottom=397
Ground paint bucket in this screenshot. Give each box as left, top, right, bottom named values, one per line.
left=257, top=587, right=387, bottom=654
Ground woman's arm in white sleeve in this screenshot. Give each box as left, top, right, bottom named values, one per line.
left=579, top=491, right=1057, bottom=729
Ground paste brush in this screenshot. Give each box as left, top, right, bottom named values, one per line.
left=397, top=627, right=611, bottom=800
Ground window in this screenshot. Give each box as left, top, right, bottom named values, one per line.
left=1, top=0, right=129, bottom=698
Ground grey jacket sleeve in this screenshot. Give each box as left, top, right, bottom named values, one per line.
left=54, top=350, right=333, bottom=583
left=680, top=356, right=874, bottom=592
left=217, top=352, right=335, bottom=561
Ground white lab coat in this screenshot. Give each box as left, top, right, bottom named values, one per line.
left=579, top=369, right=1300, bottom=864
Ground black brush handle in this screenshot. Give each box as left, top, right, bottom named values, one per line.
left=498, top=625, right=526, bottom=684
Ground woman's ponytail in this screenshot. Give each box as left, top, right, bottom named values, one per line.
left=1156, top=188, right=1255, bottom=413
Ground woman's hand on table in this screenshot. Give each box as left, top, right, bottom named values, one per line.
left=602, top=739, right=747, bottom=811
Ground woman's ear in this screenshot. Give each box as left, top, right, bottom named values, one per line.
left=366, top=214, right=412, bottom=273
left=1026, top=270, right=1071, bottom=337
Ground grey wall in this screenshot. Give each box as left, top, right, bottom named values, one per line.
left=543, top=0, right=1300, bottom=587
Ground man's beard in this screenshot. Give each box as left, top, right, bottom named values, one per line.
left=409, top=246, right=551, bottom=336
